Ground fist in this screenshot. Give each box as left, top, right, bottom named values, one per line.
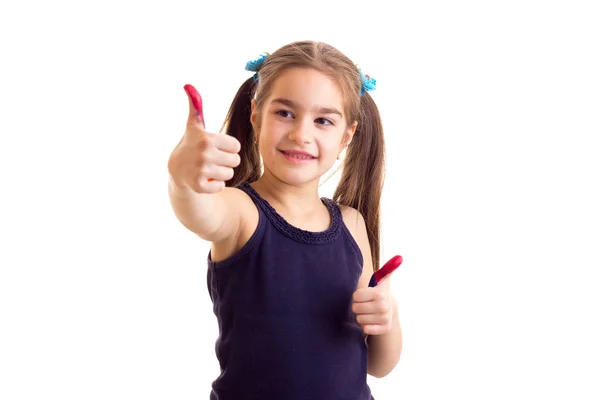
left=167, top=84, right=241, bottom=193
left=352, top=278, right=396, bottom=336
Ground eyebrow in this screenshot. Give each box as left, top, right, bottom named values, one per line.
left=271, top=98, right=343, bottom=117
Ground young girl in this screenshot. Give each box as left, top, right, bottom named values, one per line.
left=168, top=40, right=402, bottom=399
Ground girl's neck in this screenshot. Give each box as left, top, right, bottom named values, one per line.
left=250, top=173, right=324, bottom=218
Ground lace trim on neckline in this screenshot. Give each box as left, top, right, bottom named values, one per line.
left=239, top=182, right=341, bottom=245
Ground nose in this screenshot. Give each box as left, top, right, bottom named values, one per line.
left=287, top=116, right=313, bottom=144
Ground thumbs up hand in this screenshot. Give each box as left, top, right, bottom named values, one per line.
left=352, top=255, right=403, bottom=336
left=168, top=84, right=241, bottom=193
left=352, top=276, right=396, bottom=336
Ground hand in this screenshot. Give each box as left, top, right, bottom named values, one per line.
left=167, top=85, right=241, bottom=193
left=352, top=277, right=396, bottom=336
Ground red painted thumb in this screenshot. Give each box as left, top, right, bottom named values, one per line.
left=183, top=84, right=205, bottom=128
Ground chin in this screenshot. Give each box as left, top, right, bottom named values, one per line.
left=270, top=169, right=320, bottom=187
left=264, top=156, right=333, bottom=187
left=279, top=174, right=318, bottom=187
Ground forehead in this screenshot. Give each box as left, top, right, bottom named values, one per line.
left=268, top=67, right=345, bottom=113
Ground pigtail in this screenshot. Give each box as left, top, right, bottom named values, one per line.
left=333, top=93, right=385, bottom=271
left=220, top=77, right=262, bottom=187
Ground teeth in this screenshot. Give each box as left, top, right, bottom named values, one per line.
left=286, top=152, right=311, bottom=159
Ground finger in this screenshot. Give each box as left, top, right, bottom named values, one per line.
left=184, top=84, right=205, bottom=128
left=377, top=275, right=392, bottom=289
left=352, top=301, right=371, bottom=315
left=362, top=324, right=389, bottom=336
left=202, top=166, right=234, bottom=182
left=356, top=314, right=388, bottom=326
left=214, top=150, right=241, bottom=168
left=183, top=84, right=214, bottom=182
left=353, top=297, right=390, bottom=314
left=376, top=255, right=403, bottom=280
left=214, top=134, right=242, bottom=154
left=352, top=299, right=389, bottom=315
left=352, top=288, right=379, bottom=303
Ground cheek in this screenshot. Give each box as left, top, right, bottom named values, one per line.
left=257, top=133, right=281, bottom=163
left=261, top=121, right=289, bottom=146
left=264, top=118, right=287, bottom=136
left=320, top=134, right=344, bottom=153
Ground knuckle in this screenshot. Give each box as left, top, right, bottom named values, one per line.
left=198, top=166, right=210, bottom=178
left=194, top=180, right=206, bottom=192
left=378, top=302, right=389, bottom=314
left=198, top=134, right=214, bottom=151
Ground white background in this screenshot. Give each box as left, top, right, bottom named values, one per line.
left=1, top=0, right=599, bottom=399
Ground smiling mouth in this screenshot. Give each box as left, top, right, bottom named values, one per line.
left=279, top=150, right=317, bottom=160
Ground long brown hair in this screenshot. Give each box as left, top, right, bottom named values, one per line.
left=220, top=41, right=386, bottom=271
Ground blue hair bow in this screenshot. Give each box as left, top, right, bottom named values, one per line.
left=245, top=52, right=269, bottom=82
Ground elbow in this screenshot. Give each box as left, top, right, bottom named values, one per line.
left=367, top=362, right=397, bottom=379
left=368, top=369, right=390, bottom=379
left=367, top=351, right=401, bottom=378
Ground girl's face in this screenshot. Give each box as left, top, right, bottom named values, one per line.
left=251, top=67, right=357, bottom=187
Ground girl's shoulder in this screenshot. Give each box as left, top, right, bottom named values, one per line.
left=338, top=204, right=374, bottom=281
left=209, top=186, right=259, bottom=263
left=337, top=204, right=363, bottom=236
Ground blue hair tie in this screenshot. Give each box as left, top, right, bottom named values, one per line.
left=244, top=52, right=376, bottom=95
left=358, top=68, right=376, bottom=96
left=245, top=52, right=269, bottom=82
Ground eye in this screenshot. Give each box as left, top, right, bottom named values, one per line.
left=275, top=109, right=294, bottom=118
left=315, top=117, right=335, bottom=126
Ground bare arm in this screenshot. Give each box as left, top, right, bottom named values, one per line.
left=167, top=84, right=243, bottom=243
left=168, top=181, right=243, bottom=243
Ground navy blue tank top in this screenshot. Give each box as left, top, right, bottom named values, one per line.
left=206, top=182, right=373, bottom=400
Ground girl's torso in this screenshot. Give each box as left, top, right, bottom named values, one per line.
left=206, top=181, right=374, bottom=400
